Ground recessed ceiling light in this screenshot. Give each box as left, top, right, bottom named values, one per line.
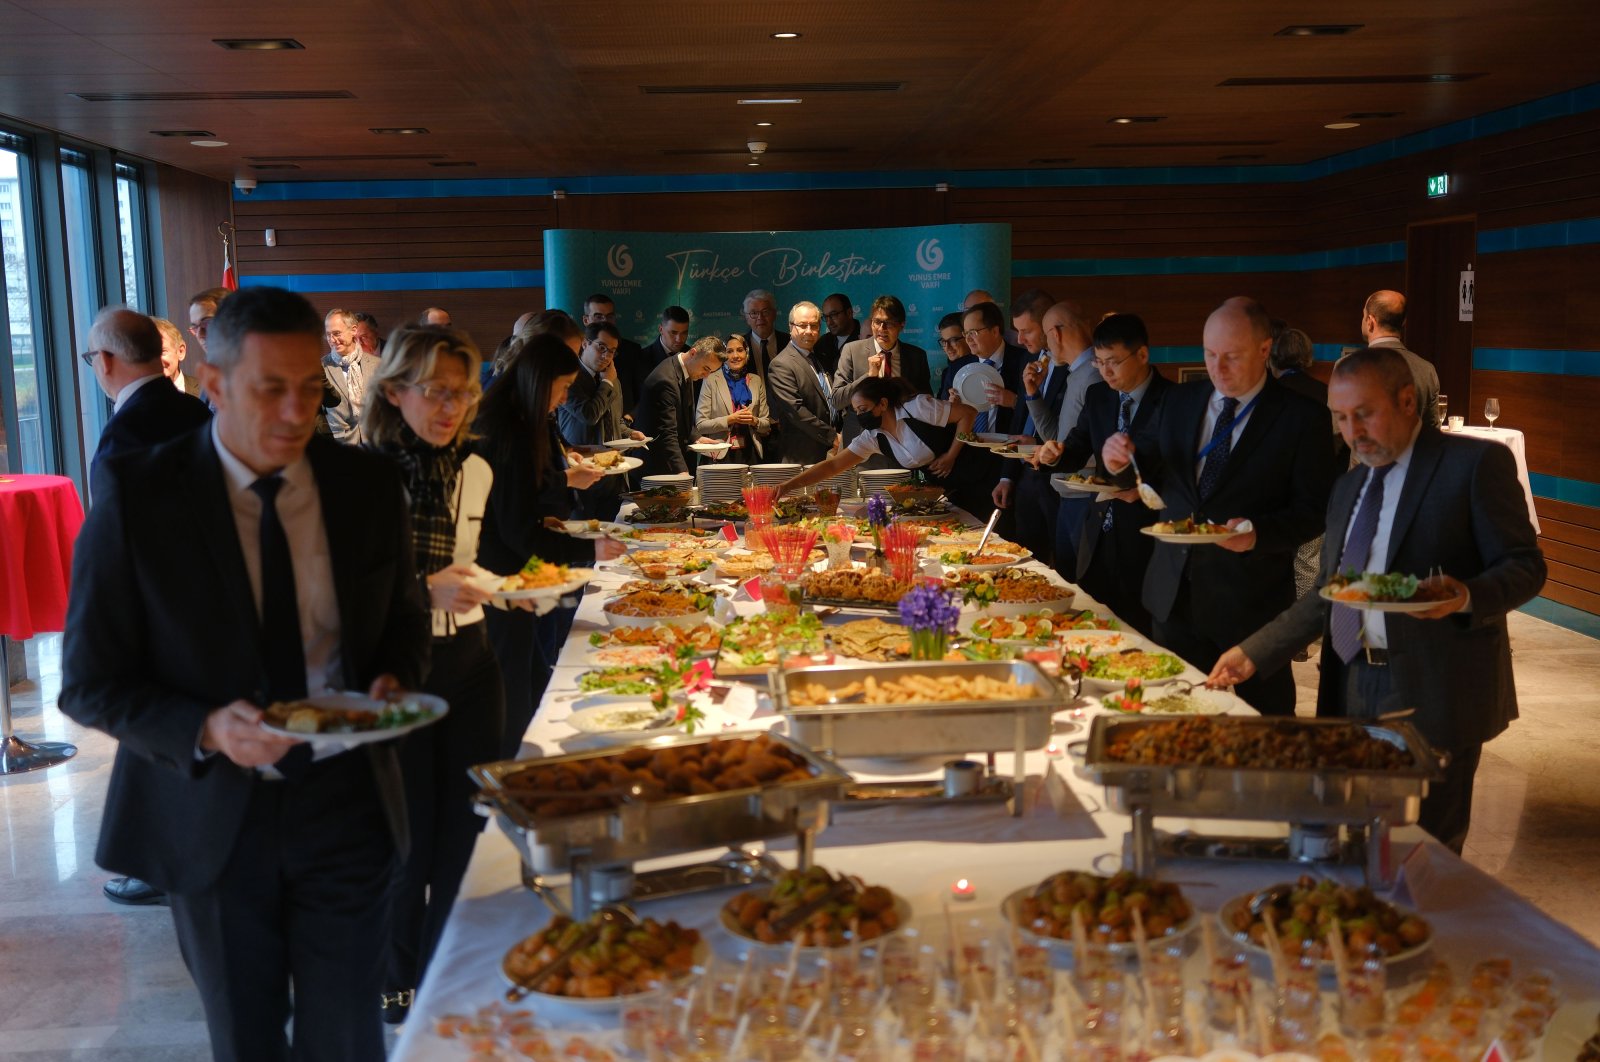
left=770, top=31, right=801, bottom=39
left=1324, top=121, right=1361, bottom=130
left=213, top=38, right=304, bottom=50
left=737, top=98, right=802, bottom=105
left=190, top=139, right=229, bottom=147
left=755, top=121, right=774, bottom=127
left=371, top=127, right=428, bottom=135
left=1275, top=24, right=1363, bottom=37
left=1109, top=116, right=1164, bottom=124
left=747, top=161, right=761, bottom=167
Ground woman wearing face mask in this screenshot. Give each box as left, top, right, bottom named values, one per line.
left=694, top=333, right=773, bottom=458
left=774, top=376, right=977, bottom=502
left=474, top=334, right=623, bottom=755
left=361, top=325, right=502, bottom=1020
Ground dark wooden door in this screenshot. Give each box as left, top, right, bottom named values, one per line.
left=1405, top=218, right=1476, bottom=422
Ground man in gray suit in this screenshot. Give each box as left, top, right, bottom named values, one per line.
left=767, top=301, right=836, bottom=466
left=742, top=288, right=790, bottom=381
left=1359, top=290, right=1441, bottom=429
left=322, top=308, right=380, bottom=443
left=1208, top=346, right=1544, bottom=853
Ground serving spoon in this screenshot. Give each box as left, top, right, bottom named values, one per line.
left=1127, top=453, right=1166, bottom=511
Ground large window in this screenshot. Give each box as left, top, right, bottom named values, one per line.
left=59, top=147, right=109, bottom=457
left=0, top=134, right=46, bottom=473
left=114, top=161, right=149, bottom=312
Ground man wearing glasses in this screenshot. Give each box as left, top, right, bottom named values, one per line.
left=830, top=295, right=932, bottom=466
left=322, top=308, right=380, bottom=444
left=741, top=288, right=788, bottom=380
left=814, top=293, right=860, bottom=377
left=561, top=321, right=644, bottom=519
left=583, top=293, right=647, bottom=423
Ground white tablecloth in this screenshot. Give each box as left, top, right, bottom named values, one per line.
left=1449, top=425, right=1541, bottom=534
left=393, top=522, right=1596, bottom=1057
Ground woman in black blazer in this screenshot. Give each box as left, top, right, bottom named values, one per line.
left=474, top=335, right=617, bottom=754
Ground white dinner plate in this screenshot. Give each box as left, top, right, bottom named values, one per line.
left=995, top=443, right=1041, bottom=460
left=603, top=436, right=652, bottom=450
left=962, top=432, right=1013, bottom=450
left=690, top=442, right=733, bottom=456
left=259, top=691, right=449, bottom=747
left=952, top=361, right=1004, bottom=411
left=1316, top=583, right=1453, bottom=613
left=1139, top=526, right=1248, bottom=544
left=573, top=454, right=643, bottom=477
left=1053, top=474, right=1122, bottom=496
left=556, top=519, right=629, bottom=540
left=494, top=568, right=596, bottom=601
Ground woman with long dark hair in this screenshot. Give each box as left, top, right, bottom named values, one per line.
left=774, top=375, right=979, bottom=505
left=474, top=333, right=620, bottom=753
left=361, top=325, right=503, bottom=1020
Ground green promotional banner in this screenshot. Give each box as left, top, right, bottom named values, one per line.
left=544, top=223, right=1011, bottom=377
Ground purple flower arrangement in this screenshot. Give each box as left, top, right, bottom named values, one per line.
left=898, top=582, right=961, bottom=660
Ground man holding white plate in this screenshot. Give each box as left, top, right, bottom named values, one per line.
left=1208, top=345, right=1545, bottom=852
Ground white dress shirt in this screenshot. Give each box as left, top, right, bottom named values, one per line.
left=1338, top=425, right=1422, bottom=649
left=847, top=394, right=949, bottom=467
left=112, top=372, right=163, bottom=414
left=1195, top=372, right=1267, bottom=482
left=211, top=421, right=343, bottom=696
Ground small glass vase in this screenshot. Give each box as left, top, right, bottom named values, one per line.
left=825, top=539, right=854, bottom=570
left=910, top=629, right=949, bottom=661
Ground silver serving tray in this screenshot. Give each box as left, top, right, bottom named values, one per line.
left=471, top=730, right=850, bottom=875
left=771, top=659, right=1065, bottom=758
left=1085, top=715, right=1443, bottom=825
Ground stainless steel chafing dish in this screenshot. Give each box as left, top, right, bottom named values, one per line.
left=471, top=730, right=851, bottom=917
left=1085, top=715, right=1444, bottom=885
left=771, top=659, right=1069, bottom=816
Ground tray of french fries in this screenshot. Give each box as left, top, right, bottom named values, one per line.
left=769, top=659, right=1066, bottom=758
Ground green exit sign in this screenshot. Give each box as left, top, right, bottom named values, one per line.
left=1427, top=174, right=1451, bottom=198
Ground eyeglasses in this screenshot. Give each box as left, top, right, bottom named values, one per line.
left=590, top=343, right=617, bottom=355
left=937, top=336, right=965, bottom=350
left=870, top=317, right=899, bottom=329
left=585, top=311, right=617, bottom=322
left=1093, top=352, right=1133, bottom=372
left=80, top=349, right=109, bottom=367
left=744, top=308, right=775, bottom=320
left=189, top=317, right=214, bottom=339
left=410, top=382, right=480, bottom=406
left=823, top=308, right=849, bottom=320
left=963, top=327, right=993, bottom=340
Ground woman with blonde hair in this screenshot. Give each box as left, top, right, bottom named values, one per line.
left=361, top=325, right=505, bottom=1020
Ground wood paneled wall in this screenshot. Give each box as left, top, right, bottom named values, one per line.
left=211, top=106, right=1600, bottom=615
left=152, top=163, right=232, bottom=334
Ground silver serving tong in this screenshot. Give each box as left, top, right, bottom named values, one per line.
left=973, top=508, right=1002, bottom=556
left=505, top=906, right=636, bottom=1002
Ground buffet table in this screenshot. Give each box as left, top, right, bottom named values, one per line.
left=393, top=517, right=1599, bottom=1058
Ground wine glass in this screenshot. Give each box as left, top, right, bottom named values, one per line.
left=1484, top=398, right=1501, bottom=428
left=1437, top=394, right=1449, bottom=426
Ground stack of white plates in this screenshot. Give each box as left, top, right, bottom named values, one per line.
left=640, top=472, right=693, bottom=490
left=857, top=468, right=910, bottom=496
left=697, top=463, right=749, bottom=504
left=748, top=463, right=801, bottom=487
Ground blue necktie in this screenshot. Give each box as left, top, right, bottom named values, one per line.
left=1102, top=392, right=1135, bottom=531
left=973, top=357, right=1000, bottom=433
left=1196, top=396, right=1239, bottom=500
left=1330, top=464, right=1395, bottom=664
left=1021, top=364, right=1054, bottom=438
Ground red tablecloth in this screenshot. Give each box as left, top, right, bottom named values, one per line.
left=0, top=474, right=85, bottom=640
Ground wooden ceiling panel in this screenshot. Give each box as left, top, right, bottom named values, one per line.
left=0, top=0, right=1596, bottom=181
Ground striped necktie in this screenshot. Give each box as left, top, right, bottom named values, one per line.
left=1102, top=392, right=1135, bottom=531
left=1330, top=464, right=1395, bottom=663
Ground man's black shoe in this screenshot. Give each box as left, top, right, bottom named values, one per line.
left=104, top=877, right=168, bottom=906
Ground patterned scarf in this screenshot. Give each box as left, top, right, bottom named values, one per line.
left=380, top=425, right=462, bottom=597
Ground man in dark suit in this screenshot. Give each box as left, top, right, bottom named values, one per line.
left=1035, top=315, right=1173, bottom=634
left=583, top=293, right=648, bottom=422
left=935, top=313, right=975, bottom=397
left=635, top=336, right=726, bottom=477
left=767, top=301, right=837, bottom=466
left=950, top=300, right=1029, bottom=530
left=60, top=286, right=431, bottom=1061
left=86, top=308, right=212, bottom=502
left=1210, top=346, right=1544, bottom=851
left=993, top=289, right=1064, bottom=561
left=638, top=305, right=692, bottom=403
left=742, top=288, right=790, bottom=381
left=82, top=308, right=211, bottom=907
left=561, top=322, right=641, bottom=519
left=814, top=292, right=861, bottom=376
left=830, top=295, right=932, bottom=466
left=1102, top=298, right=1336, bottom=716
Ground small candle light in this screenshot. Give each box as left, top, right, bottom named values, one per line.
left=950, top=878, right=977, bottom=902
left=1045, top=741, right=1062, bottom=758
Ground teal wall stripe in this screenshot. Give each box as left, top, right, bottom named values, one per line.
left=240, top=82, right=1600, bottom=202
left=1474, top=348, right=1600, bottom=376
left=1014, top=242, right=1405, bottom=278
left=1528, top=473, right=1600, bottom=508
left=1518, top=596, right=1600, bottom=640
left=240, top=269, right=545, bottom=293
